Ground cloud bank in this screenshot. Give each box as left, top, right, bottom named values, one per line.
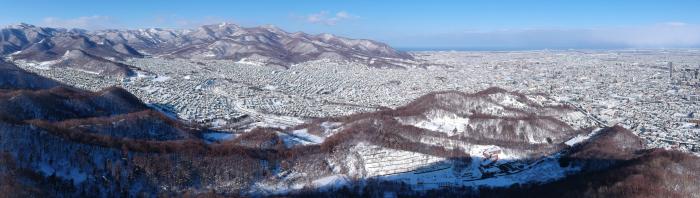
left=397, top=22, right=700, bottom=49
left=303, top=11, right=357, bottom=26
left=40, top=15, right=121, bottom=30
left=591, top=22, right=700, bottom=47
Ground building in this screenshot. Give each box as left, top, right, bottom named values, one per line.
left=669, top=61, right=673, bottom=79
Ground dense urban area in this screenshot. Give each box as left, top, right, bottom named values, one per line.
left=14, top=49, right=700, bottom=154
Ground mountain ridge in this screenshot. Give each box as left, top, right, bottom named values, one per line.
left=2, top=23, right=415, bottom=71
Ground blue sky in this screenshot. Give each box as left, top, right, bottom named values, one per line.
left=2, top=0, right=699, bottom=49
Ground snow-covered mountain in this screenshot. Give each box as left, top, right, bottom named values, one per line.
left=1, top=23, right=143, bottom=76
left=1, top=23, right=415, bottom=73
left=393, top=87, right=595, bottom=144
left=93, top=23, right=414, bottom=68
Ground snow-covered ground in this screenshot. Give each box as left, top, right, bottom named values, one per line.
left=319, top=121, right=343, bottom=137
left=203, top=132, right=238, bottom=143
left=311, top=174, right=350, bottom=189
left=353, top=143, right=572, bottom=190
left=152, top=75, right=171, bottom=82
left=565, top=127, right=603, bottom=146
left=251, top=140, right=579, bottom=194
left=398, top=112, right=469, bottom=136
left=278, top=129, right=325, bottom=148
left=236, top=58, right=265, bottom=66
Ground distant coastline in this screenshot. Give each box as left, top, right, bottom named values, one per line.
left=398, top=47, right=700, bottom=52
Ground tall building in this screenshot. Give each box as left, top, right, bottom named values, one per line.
left=669, top=62, right=673, bottom=79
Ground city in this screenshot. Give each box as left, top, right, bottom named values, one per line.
left=15, top=49, right=700, bottom=153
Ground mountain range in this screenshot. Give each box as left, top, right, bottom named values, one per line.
left=1, top=23, right=415, bottom=76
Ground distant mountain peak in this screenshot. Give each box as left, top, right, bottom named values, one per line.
left=7, top=22, right=37, bottom=29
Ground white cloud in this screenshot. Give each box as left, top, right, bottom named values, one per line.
left=150, top=15, right=236, bottom=29
left=38, top=15, right=238, bottom=30
left=40, top=15, right=120, bottom=30
left=591, top=22, right=700, bottom=47
left=304, top=11, right=357, bottom=26
left=663, top=21, right=687, bottom=27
